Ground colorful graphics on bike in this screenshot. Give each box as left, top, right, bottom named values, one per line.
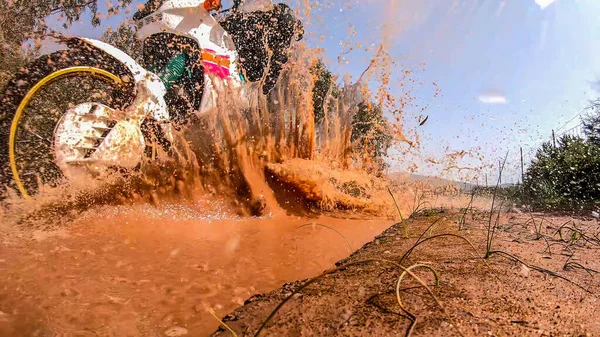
left=201, top=49, right=231, bottom=79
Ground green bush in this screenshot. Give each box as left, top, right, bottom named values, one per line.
left=523, top=135, right=600, bottom=210
left=473, top=185, right=524, bottom=203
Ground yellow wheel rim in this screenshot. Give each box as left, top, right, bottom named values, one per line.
left=9, top=66, right=124, bottom=198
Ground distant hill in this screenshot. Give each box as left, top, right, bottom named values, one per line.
left=387, top=172, right=479, bottom=190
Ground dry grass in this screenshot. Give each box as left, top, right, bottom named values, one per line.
left=252, top=259, right=462, bottom=337
left=212, top=190, right=600, bottom=336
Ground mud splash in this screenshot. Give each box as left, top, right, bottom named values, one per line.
left=0, top=45, right=329, bottom=220
left=1, top=0, right=442, bottom=223
left=175, top=43, right=368, bottom=216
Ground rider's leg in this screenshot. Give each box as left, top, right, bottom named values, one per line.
left=142, top=33, right=203, bottom=124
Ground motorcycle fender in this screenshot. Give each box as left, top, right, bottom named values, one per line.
left=73, top=37, right=170, bottom=123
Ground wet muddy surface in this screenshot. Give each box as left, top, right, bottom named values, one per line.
left=0, top=201, right=393, bottom=336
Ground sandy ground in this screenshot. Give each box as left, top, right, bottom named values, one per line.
left=211, top=209, right=600, bottom=337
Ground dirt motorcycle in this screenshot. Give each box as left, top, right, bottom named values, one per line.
left=0, top=0, right=302, bottom=199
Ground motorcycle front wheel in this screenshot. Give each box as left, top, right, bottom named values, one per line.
left=0, top=47, right=135, bottom=199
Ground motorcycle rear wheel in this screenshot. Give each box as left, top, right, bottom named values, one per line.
left=0, top=47, right=135, bottom=199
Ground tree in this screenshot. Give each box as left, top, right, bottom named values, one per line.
left=582, top=99, right=600, bottom=146
left=0, top=0, right=133, bottom=85
left=311, top=60, right=335, bottom=123
left=0, top=45, right=31, bottom=88
left=523, top=135, right=600, bottom=209
left=0, top=0, right=133, bottom=47
left=101, top=21, right=143, bottom=63
left=351, top=102, right=393, bottom=173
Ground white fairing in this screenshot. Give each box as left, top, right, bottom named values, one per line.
left=79, top=37, right=170, bottom=123
left=80, top=38, right=148, bottom=83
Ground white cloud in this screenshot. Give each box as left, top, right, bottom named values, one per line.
left=479, top=90, right=507, bottom=104
left=479, top=96, right=507, bottom=104
left=535, top=0, right=557, bottom=10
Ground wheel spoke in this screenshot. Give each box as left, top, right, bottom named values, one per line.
left=20, top=171, right=40, bottom=177
left=21, top=129, right=52, bottom=144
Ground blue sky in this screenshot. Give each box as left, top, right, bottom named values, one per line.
left=47, top=0, right=600, bottom=184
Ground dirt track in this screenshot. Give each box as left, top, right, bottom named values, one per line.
left=211, top=210, right=600, bottom=337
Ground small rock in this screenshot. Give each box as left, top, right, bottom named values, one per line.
left=61, top=289, right=74, bottom=297
left=161, top=313, right=174, bottom=324
left=357, top=286, right=366, bottom=297
left=520, top=264, right=531, bottom=278
left=51, top=246, right=72, bottom=253
left=164, top=326, right=188, bottom=336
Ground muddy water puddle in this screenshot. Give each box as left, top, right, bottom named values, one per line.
left=0, top=202, right=392, bottom=336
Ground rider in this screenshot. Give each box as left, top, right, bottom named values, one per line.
left=133, top=0, right=215, bottom=124
left=133, top=0, right=304, bottom=121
